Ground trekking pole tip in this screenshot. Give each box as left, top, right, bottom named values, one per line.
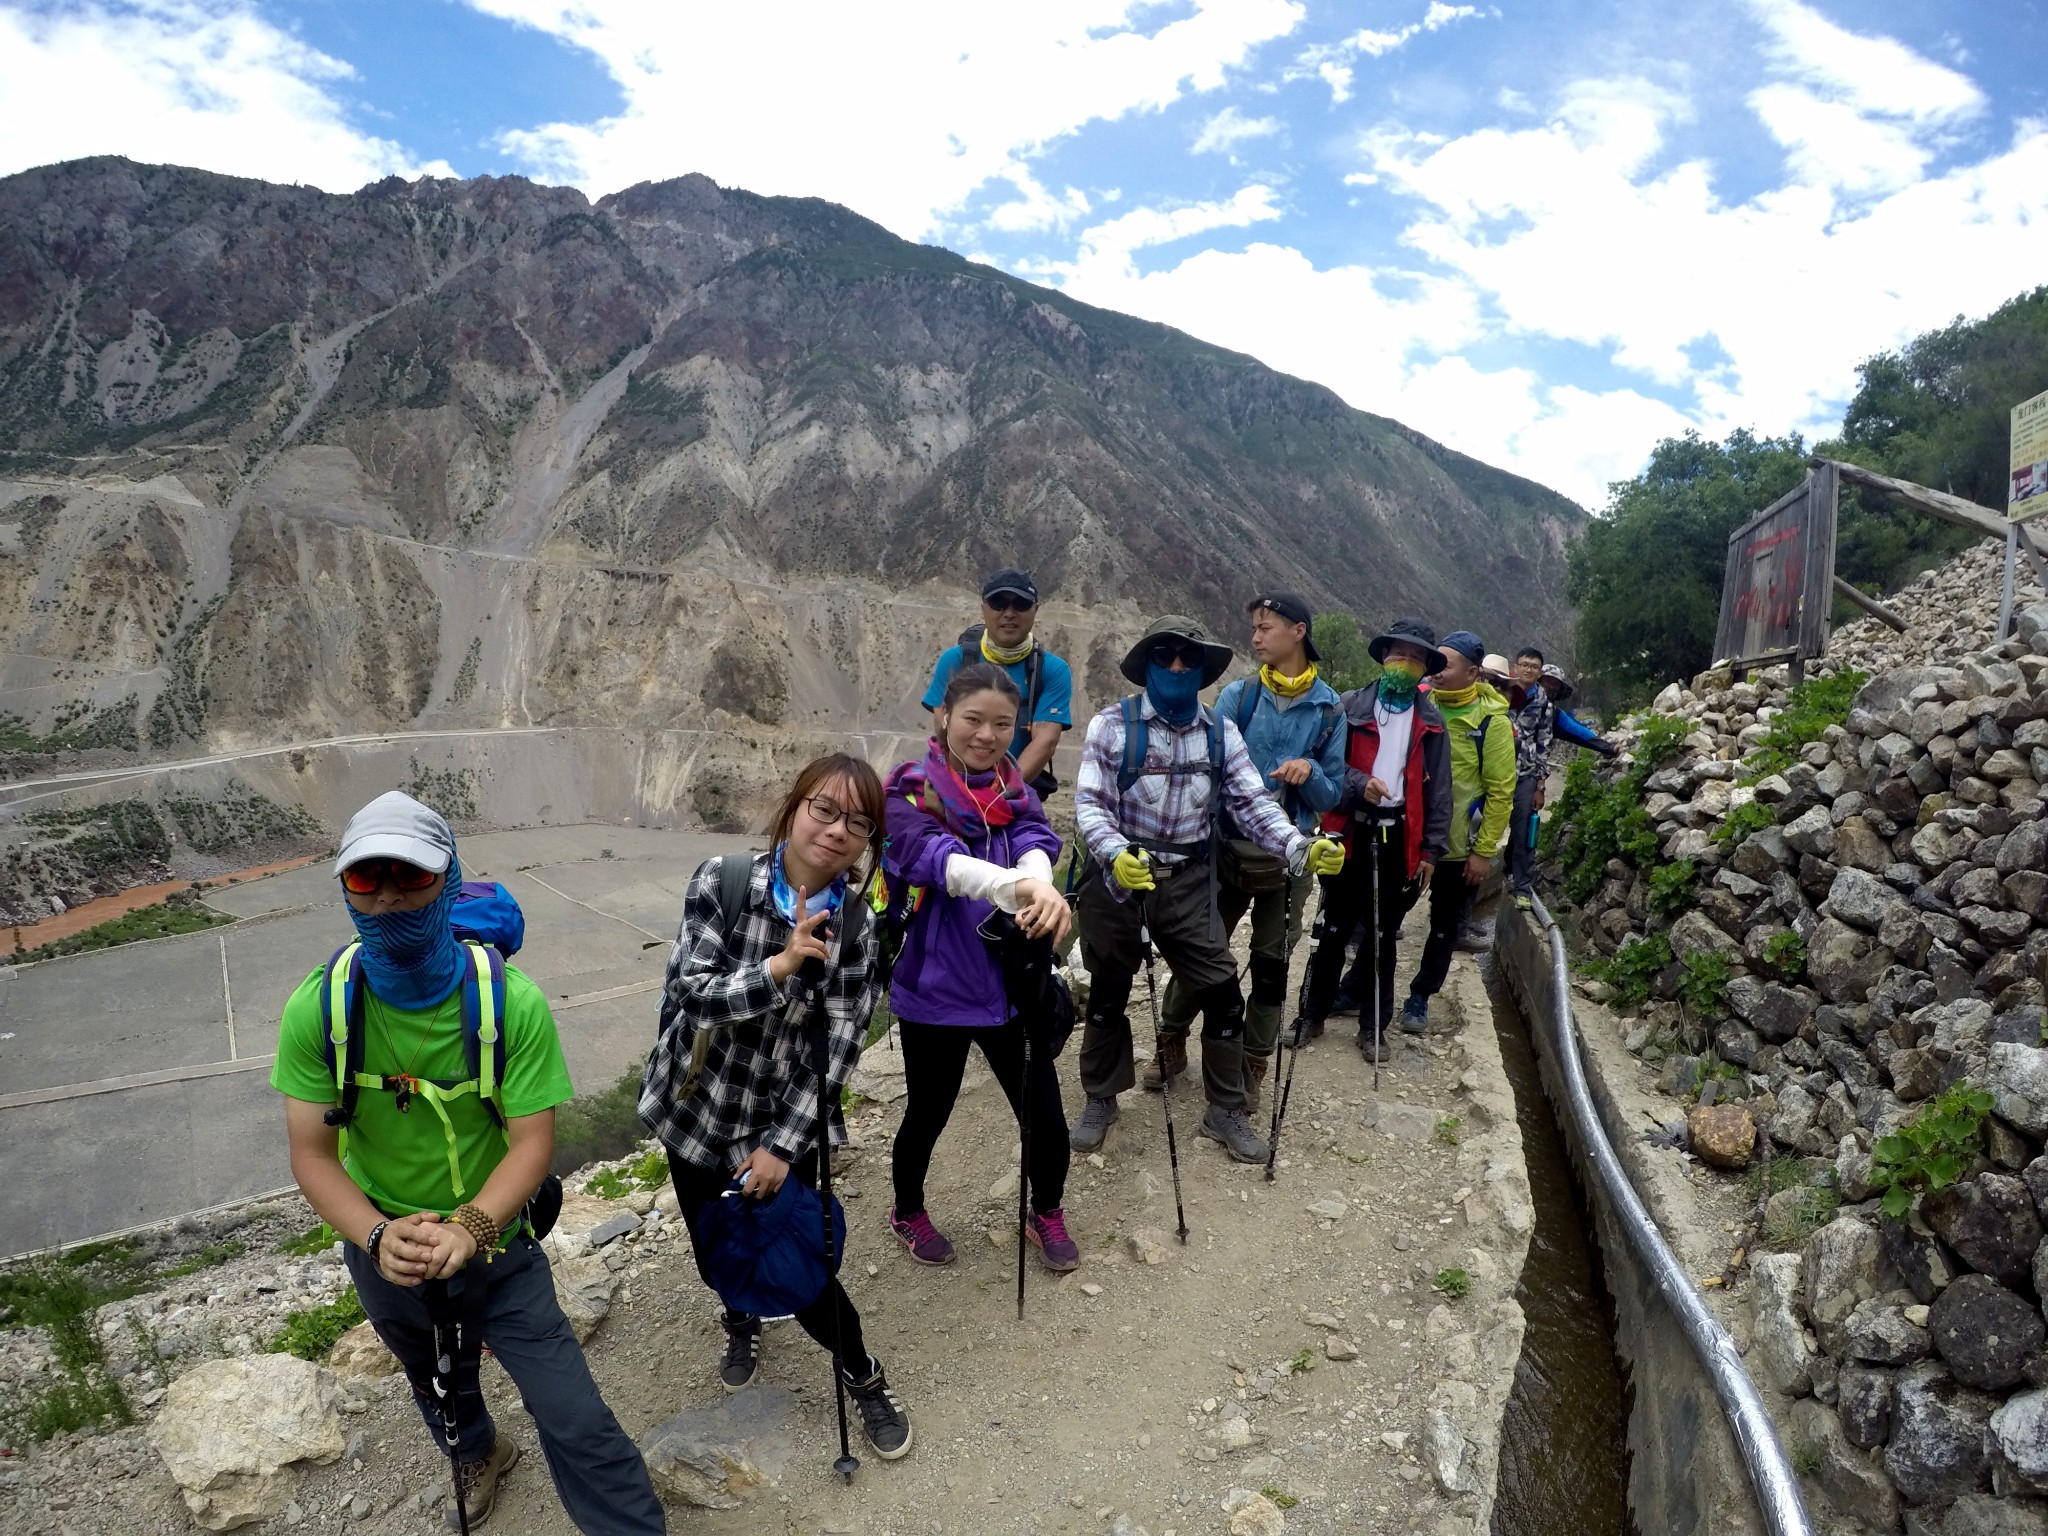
left=834, top=1454, right=861, bottom=1483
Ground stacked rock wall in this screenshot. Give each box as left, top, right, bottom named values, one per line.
left=1550, top=539, right=2048, bottom=1534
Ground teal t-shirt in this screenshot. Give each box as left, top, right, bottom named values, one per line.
left=271, top=960, right=574, bottom=1218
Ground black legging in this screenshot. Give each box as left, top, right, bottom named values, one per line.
left=892, top=1017, right=1070, bottom=1217
left=668, top=1149, right=868, bottom=1362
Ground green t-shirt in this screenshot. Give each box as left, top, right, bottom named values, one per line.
left=271, top=959, right=575, bottom=1219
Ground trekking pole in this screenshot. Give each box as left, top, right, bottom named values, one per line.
left=1265, top=909, right=1321, bottom=1182
left=797, top=963, right=860, bottom=1484
left=1369, top=824, right=1383, bottom=1094
left=423, top=1279, right=471, bottom=1536
left=1139, top=923, right=1189, bottom=1244
left=1015, top=963, right=1033, bottom=1322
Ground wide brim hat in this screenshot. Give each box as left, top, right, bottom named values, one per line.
left=1367, top=616, right=1448, bottom=675
left=1481, top=652, right=1512, bottom=681
left=1540, top=662, right=1576, bottom=702
left=1120, top=614, right=1234, bottom=688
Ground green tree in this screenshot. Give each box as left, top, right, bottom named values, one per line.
left=1314, top=612, right=1381, bottom=693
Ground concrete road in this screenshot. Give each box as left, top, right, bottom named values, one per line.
left=0, top=826, right=753, bottom=1255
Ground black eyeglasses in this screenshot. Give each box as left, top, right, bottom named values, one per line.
left=985, top=594, right=1035, bottom=614
left=1148, top=640, right=1204, bottom=668
left=806, top=795, right=878, bottom=841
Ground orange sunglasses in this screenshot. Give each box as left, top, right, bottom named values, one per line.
left=339, top=858, right=440, bottom=896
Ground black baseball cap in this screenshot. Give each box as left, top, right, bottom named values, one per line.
left=1248, top=591, right=1320, bottom=662
left=981, top=568, right=1038, bottom=605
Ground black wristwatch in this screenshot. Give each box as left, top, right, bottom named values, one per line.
left=364, top=1220, right=389, bottom=1263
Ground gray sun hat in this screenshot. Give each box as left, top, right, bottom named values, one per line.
left=1540, top=662, right=1576, bottom=703
left=1119, top=614, right=1235, bottom=688
left=334, top=791, right=455, bottom=877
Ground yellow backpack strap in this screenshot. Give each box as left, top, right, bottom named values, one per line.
left=467, top=941, right=501, bottom=1115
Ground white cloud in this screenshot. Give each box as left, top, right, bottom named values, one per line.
left=0, top=1, right=452, bottom=190
left=1192, top=106, right=1282, bottom=156
left=469, top=0, right=1305, bottom=238
left=1288, top=2, right=1482, bottom=103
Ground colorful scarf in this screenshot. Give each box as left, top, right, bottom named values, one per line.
left=1377, top=656, right=1426, bottom=710
left=921, top=737, right=1026, bottom=840
left=980, top=632, right=1034, bottom=667
left=770, top=843, right=847, bottom=924
left=1259, top=661, right=1318, bottom=699
left=348, top=851, right=466, bottom=1011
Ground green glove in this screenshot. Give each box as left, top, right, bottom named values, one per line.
left=1111, top=847, right=1156, bottom=892
left=1304, top=837, right=1346, bottom=877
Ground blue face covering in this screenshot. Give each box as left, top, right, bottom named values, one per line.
left=347, top=851, right=466, bottom=1011
left=1145, top=662, right=1202, bottom=725
left=771, top=843, right=847, bottom=924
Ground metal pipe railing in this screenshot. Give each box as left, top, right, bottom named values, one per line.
left=1528, top=894, right=1814, bottom=1536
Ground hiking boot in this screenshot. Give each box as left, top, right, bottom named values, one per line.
left=1198, top=1104, right=1270, bottom=1164
left=446, top=1436, right=521, bottom=1530
left=1070, top=1095, right=1119, bottom=1152
left=842, top=1357, right=914, bottom=1459
left=1026, top=1207, right=1081, bottom=1271
left=1291, top=1013, right=1325, bottom=1044
left=887, top=1207, right=956, bottom=1267
left=1400, top=996, right=1431, bottom=1034
left=1357, top=1026, right=1391, bottom=1064
left=1329, top=985, right=1360, bottom=1018
left=1456, top=921, right=1494, bottom=954
left=1141, top=1033, right=1189, bottom=1091
left=1245, top=1053, right=1270, bottom=1114
left=719, top=1309, right=762, bottom=1391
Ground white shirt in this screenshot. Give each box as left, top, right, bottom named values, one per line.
left=1370, top=699, right=1415, bottom=807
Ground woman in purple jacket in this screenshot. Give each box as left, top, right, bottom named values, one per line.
left=883, top=663, right=1080, bottom=1271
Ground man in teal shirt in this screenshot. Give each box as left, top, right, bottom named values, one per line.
left=922, top=567, right=1073, bottom=795
left=273, top=791, right=662, bottom=1534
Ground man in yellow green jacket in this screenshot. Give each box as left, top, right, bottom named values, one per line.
left=1399, top=629, right=1516, bottom=1032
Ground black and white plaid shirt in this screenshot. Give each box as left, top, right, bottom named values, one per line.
left=639, top=852, right=875, bottom=1172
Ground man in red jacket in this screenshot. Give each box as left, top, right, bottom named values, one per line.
left=1300, top=617, right=1453, bottom=1062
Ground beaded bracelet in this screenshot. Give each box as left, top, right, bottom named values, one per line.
left=454, top=1203, right=500, bottom=1257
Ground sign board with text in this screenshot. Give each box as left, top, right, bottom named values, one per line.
left=2012, top=387, right=2048, bottom=521
left=1712, top=461, right=1839, bottom=672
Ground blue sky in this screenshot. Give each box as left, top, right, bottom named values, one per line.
left=2, top=0, right=2043, bottom=509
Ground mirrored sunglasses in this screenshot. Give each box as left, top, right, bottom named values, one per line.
left=340, top=858, right=440, bottom=895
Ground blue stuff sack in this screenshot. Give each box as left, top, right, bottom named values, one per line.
left=452, top=880, right=524, bottom=958
left=694, top=1174, right=847, bottom=1319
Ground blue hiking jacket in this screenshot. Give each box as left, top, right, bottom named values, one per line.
left=1212, top=675, right=1348, bottom=835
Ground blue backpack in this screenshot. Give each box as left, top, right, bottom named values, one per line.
left=319, top=881, right=525, bottom=1203
left=693, top=1172, right=848, bottom=1318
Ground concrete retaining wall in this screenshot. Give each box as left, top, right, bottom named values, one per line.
left=1496, top=907, right=1768, bottom=1536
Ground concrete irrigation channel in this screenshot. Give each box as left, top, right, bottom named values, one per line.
left=0, top=735, right=1803, bottom=1534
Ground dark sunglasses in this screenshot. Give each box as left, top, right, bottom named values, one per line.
left=806, top=795, right=878, bottom=841
left=340, top=858, right=440, bottom=896
left=1148, top=639, right=1205, bottom=669
left=985, top=594, right=1035, bottom=613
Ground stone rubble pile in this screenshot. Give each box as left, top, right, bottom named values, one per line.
left=1552, top=538, right=2048, bottom=1534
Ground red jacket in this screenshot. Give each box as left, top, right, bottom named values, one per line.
left=1320, top=689, right=1451, bottom=879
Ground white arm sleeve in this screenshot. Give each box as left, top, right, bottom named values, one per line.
left=944, top=853, right=1028, bottom=913
left=1017, top=849, right=1054, bottom=883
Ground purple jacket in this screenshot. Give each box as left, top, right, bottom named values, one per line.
left=883, top=770, right=1062, bottom=1028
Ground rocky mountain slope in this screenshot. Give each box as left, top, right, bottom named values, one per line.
left=1541, top=536, right=2048, bottom=1532
left=0, top=156, right=1585, bottom=760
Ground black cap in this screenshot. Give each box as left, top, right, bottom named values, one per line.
left=1368, top=616, right=1448, bottom=675
left=981, top=568, right=1038, bottom=605
left=1248, top=591, right=1320, bottom=662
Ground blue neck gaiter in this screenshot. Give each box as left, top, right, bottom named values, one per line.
left=348, top=852, right=466, bottom=1011
left=1145, top=663, right=1202, bottom=725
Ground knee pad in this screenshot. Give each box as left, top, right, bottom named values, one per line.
left=1191, top=979, right=1246, bottom=1041
left=1248, top=954, right=1288, bottom=1007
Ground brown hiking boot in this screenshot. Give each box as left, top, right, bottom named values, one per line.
left=1142, top=1032, right=1190, bottom=1091
left=446, top=1436, right=521, bottom=1530
left=1245, top=1053, right=1270, bottom=1113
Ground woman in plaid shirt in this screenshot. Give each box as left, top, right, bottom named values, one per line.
left=640, top=753, right=914, bottom=1460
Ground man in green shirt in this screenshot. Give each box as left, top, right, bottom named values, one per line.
left=273, top=791, right=663, bottom=1533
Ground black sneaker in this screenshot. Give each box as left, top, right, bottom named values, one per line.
left=720, top=1310, right=761, bottom=1392
left=842, top=1357, right=914, bottom=1459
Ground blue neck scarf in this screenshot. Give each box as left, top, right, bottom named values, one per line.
left=771, top=843, right=847, bottom=925
left=1145, top=663, right=1202, bottom=725
left=347, top=851, right=466, bottom=1011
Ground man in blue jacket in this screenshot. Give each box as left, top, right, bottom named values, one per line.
left=1147, top=593, right=1346, bottom=1110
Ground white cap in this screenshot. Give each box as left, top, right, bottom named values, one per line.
left=334, top=791, right=454, bottom=876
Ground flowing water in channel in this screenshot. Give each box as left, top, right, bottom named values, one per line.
left=1484, top=961, right=1639, bottom=1536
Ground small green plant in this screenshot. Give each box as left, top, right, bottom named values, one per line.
left=278, top=1223, right=338, bottom=1257
left=1286, top=1347, right=1316, bottom=1375
left=1762, top=929, right=1807, bottom=978
left=1261, top=1486, right=1301, bottom=1511
left=161, top=1241, right=242, bottom=1279
left=1434, top=1115, right=1462, bottom=1147
left=1790, top=1441, right=1822, bottom=1477
left=15, top=892, right=230, bottom=962
left=268, top=1287, right=368, bottom=1361
left=584, top=1167, right=633, bottom=1199
left=1712, top=800, right=1776, bottom=847
left=1678, top=950, right=1732, bottom=1018
left=1742, top=1154, right=1814, bottom=1201
left=1764, top=1183, right=1840, bottom=1248
left=1740, top=670, right=1868, bottom=780
left=1872, top=1087, right=1995, bottom=1218
left=1433, top=1267, right=1471, bottom=1299
left=1647, top=858, right=1697, bottom=916
left=1586, top=932, right=1674, bottom=1007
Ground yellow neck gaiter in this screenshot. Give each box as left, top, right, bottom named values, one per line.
left=1433, top=680, right=1481, bottom=709
left=1259, top=662, right=1318, bottom=699
left=980, top=632, right=1033, bottom=667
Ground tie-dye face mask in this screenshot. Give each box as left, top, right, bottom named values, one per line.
left=1378, top=656, right=1427, bottom=709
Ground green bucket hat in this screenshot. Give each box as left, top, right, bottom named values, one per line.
left=1119, top=614, right=1235, bottom=689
